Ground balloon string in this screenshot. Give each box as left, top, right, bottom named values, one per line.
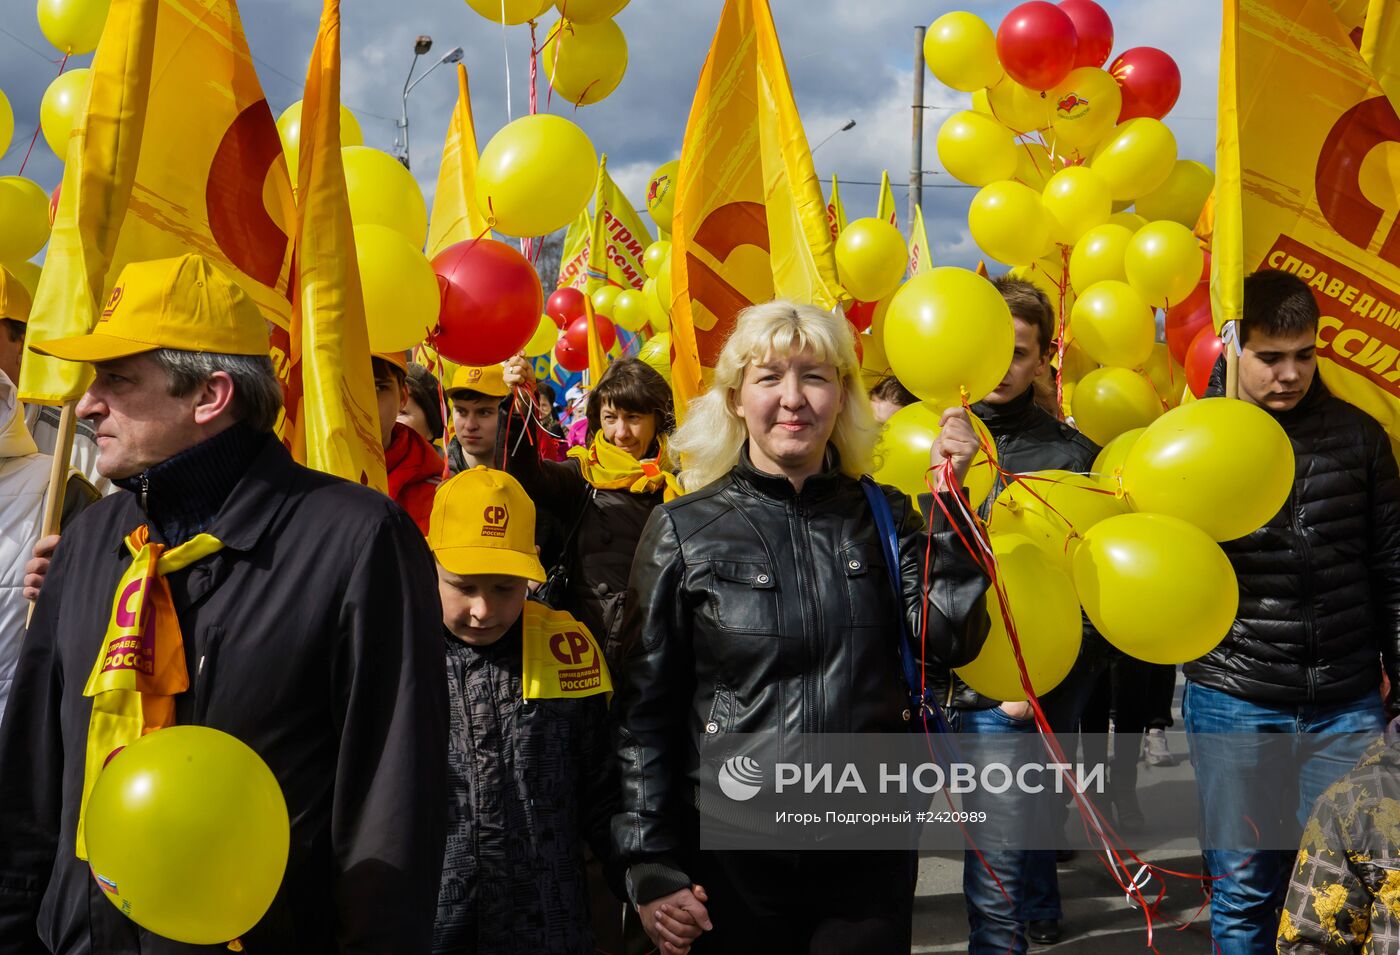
left=18, top=50, right=71, bottom=177
left=1053, top=247, right=1070, bottom=422
left=528, top=20, right=539, bottom=117
left=499, top=0, right=513, bottom=122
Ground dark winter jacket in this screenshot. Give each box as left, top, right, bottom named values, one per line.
left=434, top=615, right=616, bottom=955
left=1185, top=363, right=1400, bottom=708
left=0, top=428, right=448, bottom=954
left=933, top=386, right=1104, bottom=711
left=610, top=447, right=990, bottom=904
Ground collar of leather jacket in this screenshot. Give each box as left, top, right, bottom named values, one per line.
left=729, top=441, right=848, bottom=502
left=970, top=385, right=1039, bottom=435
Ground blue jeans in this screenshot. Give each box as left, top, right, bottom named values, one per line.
left=1182, top=682, right=1386, bottom=955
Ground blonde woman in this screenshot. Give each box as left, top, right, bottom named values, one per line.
left=611, top=301, right=990, bottom=954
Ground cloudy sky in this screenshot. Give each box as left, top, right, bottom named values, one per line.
left=0, top=0, right=1218, bottom=270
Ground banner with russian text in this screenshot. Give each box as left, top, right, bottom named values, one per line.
left=585, top=155, right=653, bottom=292
left=557, top=208, right=591, bottom=290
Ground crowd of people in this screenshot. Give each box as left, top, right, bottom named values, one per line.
left=0, top=251, right=1395, bottom=955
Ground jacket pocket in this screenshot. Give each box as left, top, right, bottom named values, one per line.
left=706, top=560, right=780, bottom=634
left=841, top=542, right=894, bottom=628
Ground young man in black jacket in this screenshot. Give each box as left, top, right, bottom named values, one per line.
left=1186, top=268, right=1400, bottom=955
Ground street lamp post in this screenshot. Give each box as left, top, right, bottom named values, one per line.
left=811, top=118, right=857, bottom=155
left=397, top=37, right=464, bottom=169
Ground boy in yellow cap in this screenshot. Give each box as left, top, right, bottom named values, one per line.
left=427, top=466, right=620, bottom=955
left=444, top=363, right=510, bottom=474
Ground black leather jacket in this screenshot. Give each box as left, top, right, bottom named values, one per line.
left=610, top=448, right=990, bottom=902
left=1185, top=363, right=1400, bottom=708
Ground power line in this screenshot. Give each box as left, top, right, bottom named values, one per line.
left=0, top=25, right=63, bottom=63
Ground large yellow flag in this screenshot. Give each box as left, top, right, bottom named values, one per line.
left=586, top=155, right=654, bottom=292
left=876, top=170, right=899, bottom=231
left=1215, top=0, right=1400, bottom=439
left=825, top=174, right=848, bottom=241
left=908, top=205, right=933, bottom=276
left=19, top=0, right=296, bottom=408
left=668, top=0, right=842, bottom=408
left=557, top=208, right=592, bottom=290
left=289, top=0, right=386, bottom=491
left=427, top=63, right=489, bottom=260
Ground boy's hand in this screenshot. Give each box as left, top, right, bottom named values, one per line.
left=638, top=884, right=711, bottom=954
left=930, top=406, right=979, bottom=490
left=502, top=354, right=533, bottom=388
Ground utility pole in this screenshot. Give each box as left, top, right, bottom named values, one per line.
left=910, top=24, right=926, bottom=233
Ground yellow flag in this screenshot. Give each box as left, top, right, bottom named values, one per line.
left=557, top=207, right=592, bottom=291
left=876, top=170, right=899, bottom=231
left=908, top=205, right=933, bottom=276
left=1361, top=0, right=1400, bottom=110
left=825, top=174, right=848, bottom=241
left=586, top=154, right=654, bottom=292
left=19, top=0, right=296, bottom=407
left=584, top=297, right=608, bottom=383
left=290, top=0, right=387, bottom=492
left=669, top=0, right=842, bottom=410
left=1215, top=0, right=1400, bottom=439
left=427, top=63, right=489, bottom=260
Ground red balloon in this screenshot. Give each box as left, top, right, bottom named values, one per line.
left=853, top=334, right=865, bottom=365
left=1165, top=280, right=1212, bottom=366
left=846, top=300, right=876, bottom=334
left=1109, top=47, right=1182, bottom=121
left=996, top=1, right=1079, bottom=91
left=555, top=338, right=588, bottom=372
left=1057, top=0, right=1113, bottom=68
left=431, top=239, right=543, bottom=366
left=546, top=287, right=588, bottom=329
left=563, top=314, right=617, bottom=353
left=1185, top=325, right=1224, bottom=398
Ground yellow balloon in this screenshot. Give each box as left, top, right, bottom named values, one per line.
left=1068, top=223, right=1131, bottom=291
left=638, top=332, right=670, bottom=381
left=1123, top=219, right=1204, bottom=307
left=1122, top=397, right=1294, bottom=542
left=1008, top=257, right=1074, bottom=321
left=523, top=313, right=559, bottom=356
left=860, top=329, right=890, bottom=388
left=40, top=68, right=91, bottom=159
left=476, top=114, right=597, bottom=238
left=643, top=240, right=670, bottom=278
left=2, top=259, right=42, bottom=299
left=1012, top=140, right=1056, bottom=191
left=642, top=277, right=671, bottom=331
left=873, top=403, right=999, bottom=507
left=1070, top=366, right=1162, bottom=446
left=923, top=12, right=1004, bottom=92
left=1070, top=280, right=1154, bottom=369
left=986, top=77, right=1053, bottom=134
left=613, top=288, right=649, bottom=331
left=553, top=0, right=628, bottom=23
left=465, top=0, right=552, bottom=24
left=354, top=225, right=440, bottom=353
left=645, top=160, right=679, bottom=232
left=955, top=533, right=1082, bottom=700
left=1041, top=165, right=1111, bottom=245
left=0, top=89, right=13, bottom=159
left=1090, top=426, right=1144, bottom=492
left=1140, top=343, right=1184, bottom=409
left=591, top=283, right=620, bottom=318
left=1090, top=118, right=1178, bottom=200
left=656, top=250, right=673, bottom=308
left=1072, top=513, right=1239, bottom=664
left=1054, top=340, right=1098, bottom=385
left=85, top=726, right=289, bottom=944
left=37, top=0, right=110, bottom=55
left=972, top=88, right=993, bottom=115
left=0, top=178, right=51, bottom=263
left=936, top=110, right=1018, bottom=187
left=1105, top=210, right=1149, bottom=232
left=884, top=267, right=1015, bottom=404
left=1135, top=159, right=1214, bottom=227
left=541, top=17, right=628, bottom=106
left=968, top=180, right=1051, bottom=265
left=343, top=146, right=428, bottom=246
left=277, top=101, right=363, bottom=179
left=1046, top=68, right=1122, bottom=154
left=836, top=218, right=908, bottom=302
left=990, top=470, right=1128, bottom=569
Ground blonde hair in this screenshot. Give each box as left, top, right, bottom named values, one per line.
left=671, top=300, right=878, bottom=491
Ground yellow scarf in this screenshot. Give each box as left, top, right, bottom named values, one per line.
left=520, top=602, right=612, bottom=702
left=76, top=525, right=224, bottom=859
left=566, top=434, right=681, bottom=502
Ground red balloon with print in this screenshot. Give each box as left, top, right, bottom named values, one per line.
left=1109, top=47, right=1182, bottom=121
left=431, top=239, right=543, bottom=366
left=563, top=314, right=617, bottom=353
left=1185, top=324, right=1224, bottom=398
left=996, top=1, right=1080, bottom=91
left=555, top=337, right=589, bottom=372
left=1058, top=0, right=1113, bottom=68
left=1165, top=280, right=1212, bottom=366
left=546, top=287, right=588, bottom=329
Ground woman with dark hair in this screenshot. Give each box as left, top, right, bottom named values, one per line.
left=398, top=362, right=445, bottom=446
left=500, top=354, right=679, bottom=665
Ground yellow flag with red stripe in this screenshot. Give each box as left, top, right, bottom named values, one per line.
left=908, top=205, right=933, bottom=276
left=557, top=208, right=592, bottom=291
left=668, top=0, right=842, bottom=412
left=427, top=63, right=489, bottom=260
left=1214, top=0, right=1400, bottom=439
left=825, top=174, right=848, bottom=241
left=876, top=170, right=899, bottom=231
left=19, top=0, right=296, bottom=411
left=289, top=0, right=386, bottom=492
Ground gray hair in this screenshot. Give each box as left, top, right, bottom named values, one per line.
left=149, top=348, right=283, bottom=433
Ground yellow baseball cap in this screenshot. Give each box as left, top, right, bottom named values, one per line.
left=428, top=466, right=546, bottom=582
left=0, top=267, right=32, bottom=324
left=30, top=253, right=269, bottom=363
left=446, top=363, right=509, bottom=398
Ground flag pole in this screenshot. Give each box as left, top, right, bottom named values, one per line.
left=909, top=25, right=926, bottom=232
left=27, top=400, right=77, bottom=619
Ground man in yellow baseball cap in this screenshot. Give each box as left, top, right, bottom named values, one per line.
left=444, top=363, right=511, bottom=474
left=0, top=266, right=33, bottom=390
left=428, top=464, right=616, bottom=952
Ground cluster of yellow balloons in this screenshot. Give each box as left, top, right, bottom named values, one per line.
left=465, top=0, right=630, bottom=107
